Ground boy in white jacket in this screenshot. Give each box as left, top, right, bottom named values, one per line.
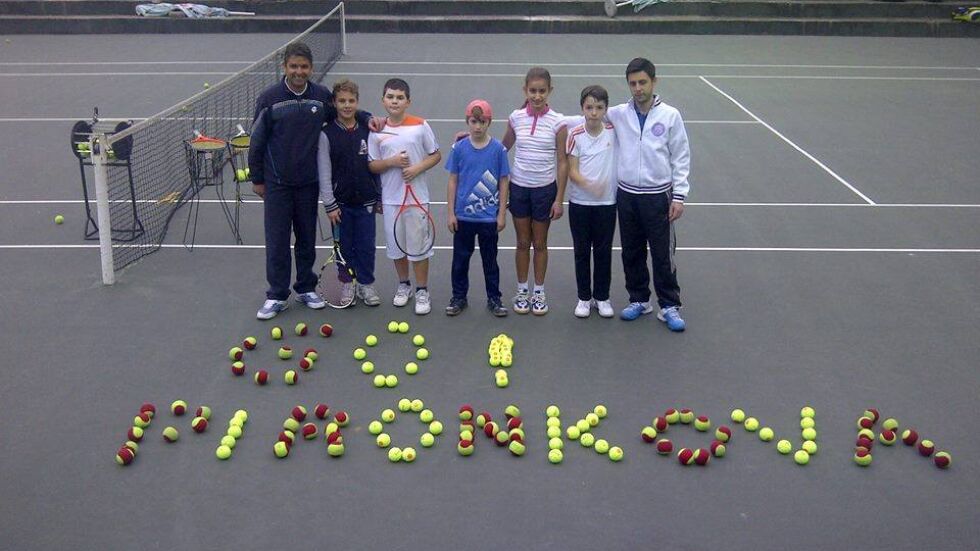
left=608, top=57, right=690, bottom=331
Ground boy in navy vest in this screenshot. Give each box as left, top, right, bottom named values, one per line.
left=317, top=79, right=382, bottom=306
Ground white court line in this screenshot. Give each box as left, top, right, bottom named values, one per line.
left=699, top=76, right=876, bottom=206
left=0, top=117, right=757, bottom=124
left=1, top=244, right=978, bottom=253
left=4, top=200, right=980, bottom=208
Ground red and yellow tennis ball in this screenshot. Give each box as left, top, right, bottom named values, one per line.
left=326, top=430, right=343, bottom=445
left=504, top=405, right=521, bottom=419
left=656, top=439, right=673, bottom=455
left=327, top=442, right=345, bottom=457
left=664, top=408, right=680, bottom=424
left=254, top=370, right=269, bottom=385
left=228, top=346, right=244, bottom=361
left=115, top=447, right=135, bottom=466
left=710, top=440, right=727, bottom=458
left=507, top=417, right=523, bottom=431
left=653, top=417, right=668, bottom=432
left=641, top=426, right=658, bottom=443
left=274, top=441, right=289, bottom=458
left=882, top=418, right=899, bottom=432
left=284, top=370, right=298, bottom=385
left=901, top=429, right=918, bottom=446
left=476, top=412, right=492, bottom=428
left=918, top=440, right=935, bottom=457
left=133, top=412, right=151, bottom=428
left=933, top=451, right=951, bottom=469
left=278, top=430, right=295, bottom=445
left=304, top=348, right=318, bottom=360
left=283, top=418, right=300, bottom=433
left=854, top=448, right=872, bottom=466
left=140, top=403, right=156, bottom=418
left=715, top=426, right=732, bottom=443
left=123, top=441, right=139, bottom=454
left=191, top=417, right=208, bottom=433
left=878, top=429, right=896, bottom=445
left=299, top=357, right=314, bottom=371
left=857, top=428, right=875, bottom=441
left=677, top=448, right=695, bottom=465
left=290, top=405, right=307, bottom=422
left=863, top=408, right=880, bottom=423
left=195, top=406, right=211, bottom=420
left=857, top=416, right=875, bottom=430
left=494, top=431, right=509, bottom=447
left=231, top=361, right=246, bottom=376
left=457, top=440, right=474, bottom=456
left=694, top=416, right=711, bottom=432
left=171, top=400, right=187, bottom=416
left=314, top=403, right=330, bottom=420
left=271, top=326, right=283, bottom=340
left=334, top=411, right=350, bottom=427
left=694, top=448, right=711, bottom=466
left=162, top=426, right=179, bottom=442
left=294, top=322, right=308, bottom=336
left=458, top=405, right=474, bottom=421
left=127, top=426, right=144, bottom=442
left=278, top=346, right=293, bottom=360
left=243, top=336, right=257, bottom=350
left=856, top=435, right=874, bottom=449
left=508, top=440, right=527, bottom=456
left=301, top=423, right=318, bottom=440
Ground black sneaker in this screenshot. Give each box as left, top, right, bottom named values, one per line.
left=445, top=297, right=467, bottom=316
left=488, top=298, right=508, bottom=317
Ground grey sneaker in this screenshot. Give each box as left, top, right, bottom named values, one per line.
left=357, top=283, right=381, bottom=307
left=488, top=298, right=508, bottom=317
left=393, top=283, right=412, bottom=307
left=296, top=291, right=326, bottom=310
left=414, top=288, right=431, bottom=315
left=513, top=290, right=530, bottom=314
left=531, top=291, right=548, bottom=316
left=257, top=299, right=288, bottom=320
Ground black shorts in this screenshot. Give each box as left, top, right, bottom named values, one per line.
left=509, top=181, right=557, bottom=222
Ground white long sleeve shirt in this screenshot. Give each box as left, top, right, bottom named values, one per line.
left=605, top=96, right=690, bottom=203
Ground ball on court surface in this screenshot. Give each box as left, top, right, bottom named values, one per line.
left=397, top=321, right=410, bottom=334
left=853, top=449, right=872, bottom=466
left=881, top=418, right=899, bottom=432
left=215, top=445, right=232, bottom=460
left=933, top=451, right=951, bottom=469
left=195, top=406, right=211, bottom=420
left=694, top=416, right=711, bottom=432
left=387, top=321, right=399, bottom=333
left=234, top=409, right=248, bottom=422
left=171, top=400, right=187, bottom=416
left=397, top=398, right=412, bottom=412
left=420, top=433, right=435, bottom=448
left=863, top=408, right=880, bottom=422
left=326, top=431, right=342, bottom=445
left=656, top=439, right=673, bottom=455
left=284, top=370, right=298, bottom=385
left=220, top=435, right=236, bottom=449
left=901, top=429, right=918, bottom=446
left=304, top=348, right=317, bottom=360
left=918, top=439, right=935, bottom=457
left=800, top=406, right=815, bottom=418
left=243, top=337, right=258, bottom=351
left=608, top=447, right=624, bottom=462
left=54, top=214, right=65, bottom=225
left=549, top=437, right=564, bottom=451
left=191, top=417, right=208, bottom=433
left=416, top=348, right=429, bottom=361
left=546, top=405, right=560, bottom=418
left=505, top=405, right=521, bottom=419
left=203, top=82, right=210, bottom=88
left=429, top=420, right=444, bottom=435
left=878, top=429, right=896, bottom=445
left=373, top=374, right=386, bottom=388
left=857, top=428, right=875, bottom=441
left=128, top=426, right=144, bottom=442
left=801, top=440, right=818, bottom=455
left=594, top=439, right=610, bottom=454
left=319, top=324, right=333, bottom=337
left=294, top=323, right=308, bottom=336
left=327, top=443, right=345, bottom=457
left=566, top=426, right=581, bottom=440
left=678, top=448, right=695, bottom=466
left=401, top=447, right=417, bottom=462
left=115, top=447, right=135, bottom=466
left=801, top=427, right=817, bottom=441
left=593, top=404, right=608, bottom=419
left=857, top=416, right=874, bottom=430
left=710, top=440, right=727, bottom=458
left=509, top=440, right=527, bottom=456
left=759, top=427, right=774, bottom=441
left=278, top=430, right=295, bottom=445
left=641, top=426, right=657, bottom=443
left=694, top=448, right=710, bottom=466
left=419, top=409, right=434, bottom=423
left=412, top=334, right=425, bottom=346
left=549, top=449, right=563, bottom=464
left=579, top=433, right=596, bottom=448
left=585, top=413, right=600, bottom=427
left=384, top=374, right=399, bottom=387
left=381, top=409, right=396, bottom=423
left=274, top=441, right=289, bottom=458
left=715, top=426, right=732, bottom=443
left=388, top=447, right=403, bottom=462
left=334, top=411, right=350, bottom=426
left=314, top=403, right=330, bottom=420
left=367, top=420, right=383, bottom=435
left=227, top=425, right=243, bottom=439
left=411, top=399, right=425, bottom=413
left=547, top=426, right=562, bottom=439
left=664, top=408, right=680, bottom=424
left=231, top=362, right=246, bottom=376
left=271, top=326, right=283, bottom=340
left=302, top=423, right=318, bottom=440
left=278, top=346, right=293, bottom=360
left=376, top=433, right=391, bottom=448
left=124, top=441, right=139, bottom=454
left=134, top=413, right=151, bottom=428
left=139, top=403, right=156, bottom=417
left=679, top=409, right=694, bottom=424
left=457, top=440, right=474, bottom=456
left=483, top=421, right=498, bottom=438
left=744, top=417, right=759, bottom=431
left=404, top=362, right=418, bottom=375
left=731, top=409, right=746, bottom=423
left=353, top=348, right=367, bottom=360
left=777, top=440, right=792, bottom=454
left=228, top=346, right=244, bottom=361
left=576, top=419, right=591, bottom=433
left=163, top=426, right=179, bottom=442
left=299, top=357, right=314, bottom=371
left=283, top=418, right=300, bottom=433
left=653, top=417, right=669, bottom=432
left=365, top=334, right=378, bottom=346
left=794, top=450, right=810, bottom=465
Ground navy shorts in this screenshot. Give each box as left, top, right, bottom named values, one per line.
left=509, top=181, right=557, bottom=222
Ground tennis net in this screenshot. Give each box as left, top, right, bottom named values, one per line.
left=91, top=3, right=346, bottom=284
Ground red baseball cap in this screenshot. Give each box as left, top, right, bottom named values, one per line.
left=465, top=99, right=493, bottom=121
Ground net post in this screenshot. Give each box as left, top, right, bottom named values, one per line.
left=91, top=134, right=116, bottom=285
left=340, top=2, right=347, bottom=55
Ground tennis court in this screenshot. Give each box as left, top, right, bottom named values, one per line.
left=1, top=15, right=978, bottom=550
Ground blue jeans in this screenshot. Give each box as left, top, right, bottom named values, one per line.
left=264, top=182, right=319, bottom=300
left=337, top=203, right=376, bottom=285
left=451, top=220, right=501, bottom=301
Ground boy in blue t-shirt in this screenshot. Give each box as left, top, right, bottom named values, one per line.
left=445, top=99, right=510, bottom=317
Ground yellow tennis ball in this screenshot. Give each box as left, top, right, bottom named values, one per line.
left=730, top=409, right=746, bottom=423
left=608, top=447, right=624, bottom=462
left=368, top=421, right=383, bottom=435
left=216, top=445, right=232, bottom=459
left=361, top=361, right=375, bottom=374
left=428, top=420, right=443, bottom=435
left=373, top=374, right=386, bottom=388
left=397, top=321, right=410, bottom=333
left=579, top=433, right=595, bottom=448
left=420, top=433, right=435, bottom=447
left=365, top=334, right=378, bottom=346
left=398, top=398, right=412, bottom=412
left=412, top=334, right=425, bottom=346
left=411, top=399, right=424, bottom=412
left=549, top=449, right=563, bottom=464
left=385, top=374, right=399, bottom=388
left=549, top=437, right=564, bottom=450
left=794, top=450, right=810, bottom=465
left=353, top=348, right=367, bottom=360
left=220, top=435, right=236, bottom=449
left=546, top=405, right=560, bottom=418
left=566, top=426, right=581, bottom=440
left=416, top=348, right=429, bottom=361
left=777, top=439, right=792, bottom=454
left=54, top=214, right=65, bottom=225
left=387, top=321, right=399, bottom=333
left=744, top=417, right=759, bottom=431
left=419, top=409, right=434, bottom=423
left=594, top=439, right=610, bottom=454
left=802, top=427, right=817, bottom=441
left=271, top=326, right=283, bottom=340
left=381, top=409, right=396, bottom=423
left=800, top=406, right=815, bottom=418
left=593, top=405, right=608, bottom=419
left=388, top=447, right=402, bottom=462
left=759, top=427, right=774, bottom=441
left=800, top=417, right=816, bottom=429
left=802, top=440, right=818, bottom=455
left=404, top=362, right=418, bottom=375
left=376, top=433, right=391, bottom=448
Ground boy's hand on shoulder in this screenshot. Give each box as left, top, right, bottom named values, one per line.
left=550, top=201, right=564, bottom=221
left=368, top=116, right=387, bottom=132
left=447, top=214, right=458, bottom=233
left=669, top=202, right=684, bottom=222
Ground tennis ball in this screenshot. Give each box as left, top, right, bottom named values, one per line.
left=505, top=405, right=521, bottom=419
left=800, top=406, right=815, bottom=418
left=508, top=440, right=527, bottom=456
left=365, top=334, right=378, bottom=347
left=411, top=400, right=425, bottom=413
left=231, top=361, right=246, bottom=376
left=420, top=433, right=435, bottom=447
left=353, top=348, right=367, bottom=360
left=203, top=82, right=210, bottom=88
left=549, top=437, right=564, bottom=450
left=361, top=360, right=376, bottom=374
left=412, top=334, right=425, bottom=346
left=115, top=447, right=135, bottom=466
left=278, top=346, right=293, bottom=360
left=404, top=362, right=418, bottom=375
left=318, top=324, right=333, bottom=337
left=191, top=417, right=208, bottom=433
left=653, top=417, right=668, bottom=432
left=800, top=417, right=816, bottom=430
left=678, top=409, right=694, bottom=424
left=381, top=409, right=396, bottom=423
left=579, top=433, right=596, bottom=448
left=278, top=430, right=295, bottom=445
left=853, top=448, right=872, bottom=466
left=127, top=426, right=144, bottom=442
left=576, top=419, right=591, bottom=433
left=294, top=323, right=308, bottom=336
left=274, top=441, right=289, bottom=458
left=284, top=370, right=298, bottom=385
left=495, top=374, right=509, bottom=388
left=304, top=348, right=318, bottom=360
left=227, top=425, right=243, bottom=439
left=271, top=326, right=283, bottom=340
left=398, top=321, right=410, bottom=333
left=715, top=426, right=732, bottom=443
left=215, top=445, right=232, bottom=460
left=195, top=406, right=211, bottom=420
left=283, top=418, right=300, bottom=432
left=460, top=430, right=474, bottom=442
left=594, top=439, right=610, bottom=454
left=856, top=435, right=874, bottom=449
left=694, top=416, right=711, bottom=432
left=857, top=416, right=875, bottom=430
left=744, top=417, right=759, bottom=431
left=134, top=413, right=151, bottom=428
left=387, top=321, right=399, bottom=333
left=801, top=440, right=818, bottom=455
left=879, top=430, right=896, bottom=445
left=314, top=403, right=329, bottom=419
left=593, top=404, right=608, bottom=419
left=242, top=337, right=257, bottom=350
left=678, top=448, right=695, bottom=465
left=429, top=420, right=443, bottom=435
left=139, top=403, right=156, bottom=417
left=777, top=439, right=792, bottom=454
left=373, top=374, right=386, bottom=388
left=299, top=357, right=314, bottom=371
left=419, top=409, right=434, bottom=423
left=385, top=374, right=398, bottom=387
left=124, top=441, right=139, bottom=454
left=863, top=408, right=880, bottom=422
left=759, top=427, right=774, bottom=441
left=794, top=450, right=810, bottom=465
left=327, top=442, right=345, bottom=457
left=402, top=447, right=417, bottom=462
left=547, top=426, right=562, bottom=439
left=334, top=411, right=349, bottom=426
left=171, top=400, right=187, bottom=416
left=546, top=405, right=560, bottom=418
left=397, top=398, right=412, bottom=412
left=901, top=429, right=918, bottom=446
left=483, top=421, right=499, bottom=437
left=416, top=348, right=429, bottom=361
left=933, top=451, right=951, bottom=469
left=585, top=413, right=600, bottom=427
left=710, top=440, right=727, bottom=458
left=549, top=449, right=564, bottom=464
left=220, top=435, right=236, bottom=449
left=656, top=439, right=673, bottom=455
left=376, top=433, right=391, bottom=448
left=366, top=420, right=383, bottom=435
left=457, top=440, right=474, bottom=456
left=228, top=346, right=244, bottom=361
left=641, top=426, right=658, bottom=443
left=478, top=413, right=493, bottom=428
left=857, top=428, right=875, bottom=441
left=731, top=409, right=746, bottom=423
left=163, top=426, right=179, bottom=442
left=694, top=448, right=711, bottom=466
left=918, top=440, right=935, bottom=457
left=301, top=423, right=318, bottom=440
left=882, top=418, right=899, bottom=432
left=802, top=427, right=817, bottom=441
left=326, top=431, right=343, bottom=445
left=236, top=169, right=247, bottom=182
left=664, top=408, right=680, bottom=424
left=609, top=446, right=624, bottom=462
left=388, top=447, right=403, bottom=462
left=566, top=426, right=581, bottom=440
left=54, top=214, right=65, bottom=225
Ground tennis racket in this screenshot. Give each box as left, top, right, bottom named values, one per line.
left=393, top=182, right=436, bottom=258
left=316, top=222, right=356, bottom=308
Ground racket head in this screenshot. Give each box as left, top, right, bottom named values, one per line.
left=189, top=135, right=226, bottom=151
left=317, top=224, right=355, bottom=308
left=393, top=203, right=436, bottom=258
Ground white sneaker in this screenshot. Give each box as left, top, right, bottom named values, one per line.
left=256, top=299, right=288, bottom=320
left=531, top=291, right=548, bottom=316
left=393, top=283, right=412, bottom=307
left=358, top=284, right=381, bottom=307
left=596, top=300, right=614, bottom=318
left=574, top=299, right=593, bottom=318
left=295, top=292, right=325, bottom=310
left=340, top=282, right=356, bottom=306
left=414, top=288, right=431, bottom=315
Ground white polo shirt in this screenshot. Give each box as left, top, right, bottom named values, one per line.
left=507, top=105, right=566, bottom=189
left=566, top=122, right=617, bottom=206
left=367, top=115, right=440, bottom=205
